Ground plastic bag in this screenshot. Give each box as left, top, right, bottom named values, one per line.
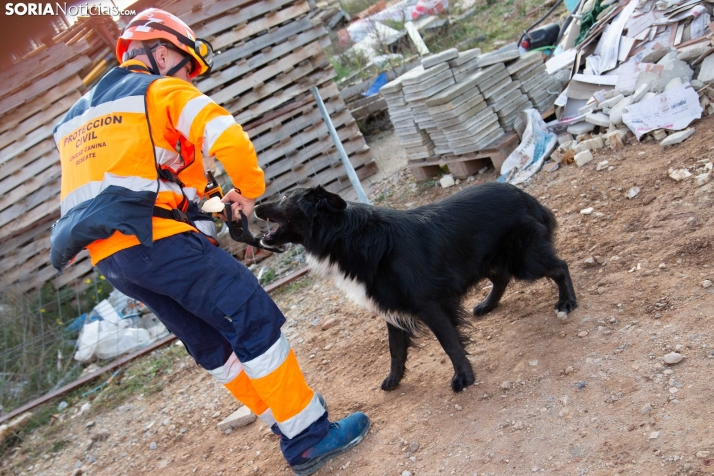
left=498, top=109, right=558, bottom=185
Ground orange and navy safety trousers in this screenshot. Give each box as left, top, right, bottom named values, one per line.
left=52, top=64, right=328, bottom=462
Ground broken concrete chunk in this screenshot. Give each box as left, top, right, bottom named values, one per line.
left=652, top=129, right=667, bottom=140
left=557, top=133, right=574, bottom=145
left=668, top=168, right=693, bottom=181
left=217, top=406, right=256, bottom=432
left=567, top=122, right=595, bottom=135
left=691, top=79, right=704, bottom=90
left=677, top=44, right=710, bottom=62
left=631, top=82, right=651, bottom=103
left=609, top=96, right=634, bottom=126
left=575, top=150, right=593, bottom=167
left=660, top=128, right=695, bottom=146
left=698, top=54, right=714, bottom=83
left=578, top=102, right=600, bottom=116
left=664, top=77, right=682, bottom=91
left=635, top=72, right=661, bottom=94
left=658, top=60, right=693, bottom=91
left=642, top=47, right=672, bottom=64
left=626, top=186, right=640, bottom=199
left=596, top=160, right=609, bottom=170
left=605, top=131, right=624, bottom=150
left=657, top=51, right=678, bottom=66
left=585, top=112, right=611, bottom=127
left=598, top=94, right=625, bottom=109
left=695, top=172, right=711, bottom=186
left=440, top=174, right=455, bottom=188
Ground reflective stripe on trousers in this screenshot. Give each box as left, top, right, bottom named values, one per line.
left=95, top=232, right=329, bottom=463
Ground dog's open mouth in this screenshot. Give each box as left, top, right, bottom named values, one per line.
left=259, top=217, right=285, bottom=250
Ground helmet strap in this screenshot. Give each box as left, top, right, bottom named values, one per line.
left=166, top=54, right=193, bottom=78
left=142, top=40, right=161, bottom=75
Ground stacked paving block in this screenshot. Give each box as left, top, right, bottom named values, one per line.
left=508, top=51, right=559, bottom=114
left=382, top=43, right=564, bottom=176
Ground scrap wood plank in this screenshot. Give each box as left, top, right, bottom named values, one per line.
left=322, top=158, right=377, bottom=194
left=265, top=147, right=372, bottom=196
left=210, top=40, right=324, bottom=105
left=0, top=194, right=60, bottom=241
left=233, top=65, right=335, bottom=121
left=0, top=143, right=57, bottom=183
left=0, top=40, right=91, bottom=100
left=264, top=132, right=365, bottom=190
left=210, top=17, right=313, bottom=70
left=0, top=121, right=60, bottom=168
left=263, top=137, right=366, bottom=193
left=0, top=76, right=83, bottom=135
left=0, top=152, right=58, bottom=197
left=172, top=0, right=248, bottom=26
left=54, top=255, right=94, bottom=289
left=251, top=97, right=345, bottom=152
left=209, top=3, right=312, bottom=51
left=0, top=232, right=51, bottom=275
left=198, top=25, right=325, bottom=93
left=243, top=83, right=340, bottom=135
left=1, top=246, right=55, bottom=285
left=0, top=164, right=61, bottom=214
left=0, top=221, right=50, bottom=258
left=282, top=152, right=374, bottom=191
left=258, top=109, right=355, bottom=166
left=0, top=179, right=59, bottom=229
left=0, top=56, right=90, bottom=117
left=194, top=0, right=301, bottom=40
left=0, top=93, right=79, bottom=151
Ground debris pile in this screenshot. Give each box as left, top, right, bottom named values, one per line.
left=546, top=0, right=713, bottom=158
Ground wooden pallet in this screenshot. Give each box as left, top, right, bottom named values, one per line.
left=408, top=107, right=555, bottom=180
left=0, top=1, right=375, bottom=294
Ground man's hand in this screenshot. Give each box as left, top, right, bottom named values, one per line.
left=221, top=189, right=256, bottom=220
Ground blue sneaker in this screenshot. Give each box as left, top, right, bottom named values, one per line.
left=290, top=412, right=371, bottom=476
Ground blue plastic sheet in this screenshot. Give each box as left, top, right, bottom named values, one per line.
left=363, top=72, right=389, bottom=97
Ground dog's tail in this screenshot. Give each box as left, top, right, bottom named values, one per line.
left=521, top=192, right=557, bottom=239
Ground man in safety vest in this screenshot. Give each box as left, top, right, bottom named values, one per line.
left=51, top=9, right=369, bottom=475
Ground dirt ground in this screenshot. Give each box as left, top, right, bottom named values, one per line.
left=4, top=117, right=714, bottom=476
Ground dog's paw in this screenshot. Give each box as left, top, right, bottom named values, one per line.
left=472, top=301, right=496, bottom=317
left=555, top=298, right=578, bottom=314
left=381, top=374, right=401, bottom=391
left=451, top=369, right=475, bottom=393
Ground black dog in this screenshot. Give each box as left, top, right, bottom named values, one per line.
left=254, top=183, right=576, bottom=393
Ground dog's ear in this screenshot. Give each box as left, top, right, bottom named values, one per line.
left=298, top=186, right=346, bottom=218
left=315, top=186, right=347, bottom=213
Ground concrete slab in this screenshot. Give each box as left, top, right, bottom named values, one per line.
left=403, top=69, right=454, bottom=95
left=512, top=63, right=547, bottom=81
left=442, top=107, right=496, bottom=135
left=477, top=71, right=511, bottom=96
left=609, top=96, right=634, bottom=126
left=428, top=87, right=483, bottom=114
left=500, top=102, right=533, bottom=125
left=525, top=78, right=559, bottom=99
left=506, top=51, right=543, bottom=75
left=598, top=94, right=625, bottom=109
left=520, top=72, right=550, bottom=92
left=380, top=77, right=404, bottom=94
left=642, top=47, right=672, bottom=63
left=434, top=101, right=488, bottom=128
left=585, top=112, right=611, bottom=127
left=422, top=48, right=459, bottom=69
left=448, top=48, right=482, bottom=67
left=657, top=50, right=678, bottom=66
left=451, top=126, right=506, bottom=155
left=432, top=95, right=487, bottom=121
left=464, top=63, right=506, bottom=87
left=404, top=77, right=456, bottom=102
left=496, top=94, right=530, bottom=118
left=631, top=82, right=651, bottom=102
left=426, top=76, right=481, bottom=107
left=452, top=56, right=482, bottom=76
left=402, top=62, right=449, bottom=86
left=487, top=81, right=522, bottom=105
left=477, top=42, right=520, bottom=67
left=660, top=127, right=695, bottom=146
left=448, top=117, right=500, bottom=147
left=575, top=150, right=593, bottom=167
left=481, top=76, right=514, bottom=100
left=567, top=121, right=595, bottom=135
left=531, top=88, right=557, bottom=105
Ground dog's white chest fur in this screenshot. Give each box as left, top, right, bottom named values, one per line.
left=306, top=254, right=417, bottom=332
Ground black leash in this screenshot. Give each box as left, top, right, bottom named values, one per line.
left=223, top=203, right=284, bottom=253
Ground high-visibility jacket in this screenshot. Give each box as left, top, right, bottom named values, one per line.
left=51, top=60, right=264, bottom=270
